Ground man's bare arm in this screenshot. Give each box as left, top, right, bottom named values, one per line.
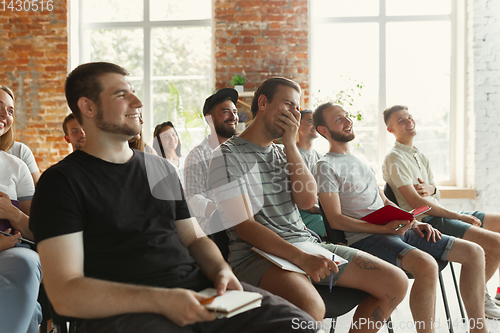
left=38, top=232, right=217, bottom=326
left=398, top=184, right=480, bottom=226
left=285, top=146, right=318, bottom=210
left=175, top=217, right=243, bottom=294
left=318, top=192, right=412, bottom=235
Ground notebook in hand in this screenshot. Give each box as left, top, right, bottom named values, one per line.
left=252, top=241, right=349, bottom=275
left=361, top=205, right=431, bottom=225
left=198, top=288, right=263, bottom=318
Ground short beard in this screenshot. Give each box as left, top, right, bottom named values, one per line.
left=214, top=120, right=237, bottom=139
left=95, top=103, right=139, bottom=137
left=329, top=129, right=355, bottom=143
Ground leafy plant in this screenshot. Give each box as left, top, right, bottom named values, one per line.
left=231, top=73, right=246, bottom=86
left=313, top=76, right=364, bottom=121
left=154, top=81, right=209, bottom=153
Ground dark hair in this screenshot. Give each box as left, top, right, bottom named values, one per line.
left=65, top=62, right=129, bottom=125
left=62, top=113, right=77, bottom=136
left=299, top=110, right=312, bottom=121
left=383, top=105, right=408, bottom=126
left=312, top=102, right=334, bottom=139
left=207, top=96, right=234, bottom=116
left=154, top=121, right=182, bottom=158
left=250, top=77, right=301, bottom=118
left=0, top=85, right=15, bottom=151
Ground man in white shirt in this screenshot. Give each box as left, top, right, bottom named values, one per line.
left=382, top=104, right=500, bottom=317
left=315, top=102, right=491, bottom=333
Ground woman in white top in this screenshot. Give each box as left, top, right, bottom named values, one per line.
left=153, top=121, right=186, bottom=185
left=0, top=85, right=42, bottom=333
left=0, top=86, right=40, bottom=184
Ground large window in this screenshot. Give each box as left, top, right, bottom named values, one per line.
left=310, top=0, right=466, bottom=186
left=69, top=0, right=213, bottom=150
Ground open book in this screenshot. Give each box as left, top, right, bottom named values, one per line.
left=361, top=205, right=431, bottom=225
left=198, top=288, right=263, bottom=318
left=252, top=241, right=349, bottom=275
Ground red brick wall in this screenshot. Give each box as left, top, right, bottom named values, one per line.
left=214, top=0, right=309, bottom=106
left=0, top=1, right=70, bottom=171
left=1, top=1, right=309, bottom=172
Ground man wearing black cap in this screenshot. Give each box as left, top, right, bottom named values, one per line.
left=184, top=88, right=240, bottom=233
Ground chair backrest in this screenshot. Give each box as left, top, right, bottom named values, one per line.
left=384, top=183, right=399, bottom=206
left=318, top=203, right=348, bottom=245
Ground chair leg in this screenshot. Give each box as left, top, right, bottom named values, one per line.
left=386, top=315, right=394, bottom=333
left=439, top=271, right=454, bottom=333
left=330, top=317, right=336, bottom=333
left=449, top=262, right=466, bottom=322
left=40, top=320, right=47, bottom=333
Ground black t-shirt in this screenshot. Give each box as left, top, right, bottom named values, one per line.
left=30, top=150, right=209, bottom=290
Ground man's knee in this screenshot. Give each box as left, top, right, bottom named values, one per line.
left=403, top=250, right=438, bottom=279
left=483, top=231, right=500, bottom=254
left=461, top=241, right=485, bottom=266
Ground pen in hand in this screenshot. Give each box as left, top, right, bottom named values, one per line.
left=0, top=230, right=35, bottom=245
left=329, top=254, right=339, bottom=293
left=200, top=295, right=217, bottom=305
left=395, top=224, right=405, bottom=231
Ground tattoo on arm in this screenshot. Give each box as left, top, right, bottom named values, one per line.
left=372, top=306, right=384, bottom=322
left=386, top=294, right=396, bottom=310
left=354, top=255, right=381, bottom=270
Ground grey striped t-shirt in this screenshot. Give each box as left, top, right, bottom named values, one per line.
left=208, top=136, right=314, bottom=270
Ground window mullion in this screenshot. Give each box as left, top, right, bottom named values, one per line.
left=143, top=0, right=153, bottom=144
left=378, top=0, right=387, bottom=172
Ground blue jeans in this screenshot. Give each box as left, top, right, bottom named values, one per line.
left=0, top=247, right=42, bottom=333
left=351, top=229, right=455, bottom=270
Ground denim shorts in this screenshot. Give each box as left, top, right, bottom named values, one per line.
left=422, top=210, right=485, bottom=239
left=350, top=230, right=455, bottom=270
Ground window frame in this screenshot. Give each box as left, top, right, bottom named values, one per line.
left=309, top=0, right=467, bottom=187
left=69, top=0, right=214, bottom=144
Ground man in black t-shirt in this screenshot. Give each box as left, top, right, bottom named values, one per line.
left=29, top=62, right=320, bottom=333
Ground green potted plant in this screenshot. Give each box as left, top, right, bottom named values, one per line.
left=231, top=73, right=246, bottom=93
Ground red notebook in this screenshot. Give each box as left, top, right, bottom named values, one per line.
left=361, top=205, right=431, bottom=225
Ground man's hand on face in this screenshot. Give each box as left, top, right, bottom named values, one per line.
left=274, top=107, right=301, bottom=147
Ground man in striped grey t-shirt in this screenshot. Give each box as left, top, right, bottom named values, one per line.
left=208, top=77, right=407, bottom=329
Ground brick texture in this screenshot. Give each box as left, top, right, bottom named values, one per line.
left=0, top=1, right=70, bottom=171
left=214, top=0, right=309, bottom=106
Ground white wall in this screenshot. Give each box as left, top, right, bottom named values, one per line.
left=442, top=0, right=500, bottom=212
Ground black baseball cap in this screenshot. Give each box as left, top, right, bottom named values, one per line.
left=203, top=88, right=239, bottom=116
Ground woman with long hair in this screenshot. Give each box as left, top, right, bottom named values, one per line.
left=1, top=86, right=41, bottom=184
left=0, top=85, right=42, bottom=333
left=153, top=121, right=185, bottom=185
